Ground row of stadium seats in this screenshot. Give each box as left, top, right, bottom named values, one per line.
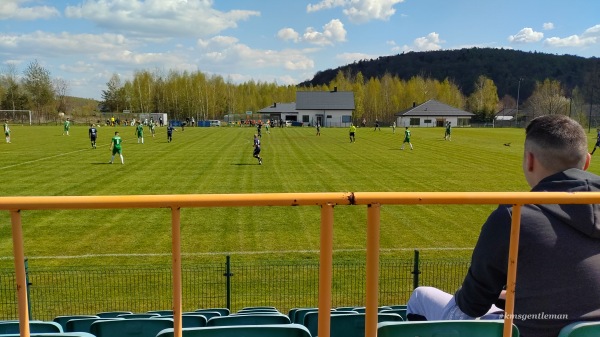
left=3, top=306, right=599, bottom=337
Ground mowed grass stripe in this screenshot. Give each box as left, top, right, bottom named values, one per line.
left=1, top=125, right=599, bottom=267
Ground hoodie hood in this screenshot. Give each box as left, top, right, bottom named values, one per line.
left=532, top=168, right=600, bottom=238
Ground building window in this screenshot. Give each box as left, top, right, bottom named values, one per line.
left=342, top=115, right=352, bottom=123
left=302, top=115, right=310, bottom=122
left=458, top=118, right=470, bottom=126
left=410, top=118, right=420, bottom=126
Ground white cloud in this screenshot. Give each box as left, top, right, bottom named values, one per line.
left=65, top=0, right=260, bottom=38
left=544, top=24, right=600, bottom=48
left=543, top=22, right=554, bottom=30
left=0, top=31, right=130, bottom=57
left=0, top=0, right=60, bottom=20
left=394, top=32, right=444, bottom=53
left=307, top=0, right=404, bottom=24
left=196, top=36, right=315, bottom=71
left=277, top=28, right=300, bottom=43
left=508, top=28, right=544, bottom=43
left=278, top=19, right=346, bottom=46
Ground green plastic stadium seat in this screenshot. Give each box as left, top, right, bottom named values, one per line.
left=53, top=315, right=99, bottom=331
left=65, top=318, right=123, bottom=333
left=0, top=333, right=95, bottom=337
left=151, top=314, right=208, bottom=328
left=377, top=320, right=519, bottom=337
left=117, top=313, right=161, bottom=319
left=0, top=321, right=63, bottom=334
left=90, top=318, right=173, bottom=337
left=302, top=311, right=361, bottom=336
left=241, top=306, right=278, bottom=311
left=206, top=314, right=290, bottom=326
left=335, top=307, right=356, bottom=312
left=148, top=310, right=174, bottom=316
left=195, top=308, right=230, bottom=316
left=306, top=313, right=403, bottom=337
left=352, top=306, right=393, bottom=313
left=96, top=311, right=133, bottom=318
left=191, top=311, right=221, bottom=320
left=155, top=323, right=312, bottom=337
left=379, top=308, right=407, bottom=321
left=387, top=305, right=407, bottom=310
left=558, top=321, right=600, bottom=337
left=292, top=308, right=318, bottom=324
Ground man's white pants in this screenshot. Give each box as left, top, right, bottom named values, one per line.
left=407, top=286, right=503, bottom=320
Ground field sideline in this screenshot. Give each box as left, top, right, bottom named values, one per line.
left=1, top=124, right=599, bottom=268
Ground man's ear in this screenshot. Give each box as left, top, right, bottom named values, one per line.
left=525, top=151, right=535, bottom=172
left=584, top=152, right=591, bottom=171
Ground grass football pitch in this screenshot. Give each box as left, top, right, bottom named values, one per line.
left=1, top=124, right=599, bottom=269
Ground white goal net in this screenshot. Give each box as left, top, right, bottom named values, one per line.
left=0, top=110, right=32, bottom=125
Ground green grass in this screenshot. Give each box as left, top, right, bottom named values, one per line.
left=1, top=124, right=599, bottom=269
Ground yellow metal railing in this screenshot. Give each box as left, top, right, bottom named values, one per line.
left=3, top=191, right=600, bottom=337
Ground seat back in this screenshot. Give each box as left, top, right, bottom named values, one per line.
left=305, top=312, right=402, bottom=337
left=379, top=308, right=407, bottom=321
left=302, top=311, right=360, bottom=337
left=190, top=311, right=220, bottom=320
left=155, top=323, right=311, bottom=337
left=0, top=321, right=63, bottom=334
left=118, top=313, right=161, bottom=319
left=377, top=320, right=519, bottom=337
left=292, top=308, right=318, bottom=324
left=195, top=308, right=230, bottom=316
left=90, top=318, right=173, bottom=337
left=206, top=314, right=290, bottom=326
left=96, top=311, right=133, bottom=318
left=152, top=314, right=207, bottom=328
left=53, top=315, right=99, bottom=331
left=0, top=333, right=96, bottom=337
left=148, top=310, right=174, bottom=316
left=558, top=321, right=600, bottom=337
left=65, top=318, right=122, bottom=333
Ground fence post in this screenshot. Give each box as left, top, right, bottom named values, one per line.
left=24, top=257, right=32, bottom=320
left=412, top=250, right=420, bottom=289
left=224, top=255, right=233, bottom=310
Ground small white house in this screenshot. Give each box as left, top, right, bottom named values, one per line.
left=259, top=88, right=355, bottom=127
left=395, top=99, right=474, bottom=127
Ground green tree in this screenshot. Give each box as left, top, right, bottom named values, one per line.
left=22, top=60, right=54, bottom=116
left=466, top=75, right=499, bottom=120
left=525, top=79, right=568, bottom=118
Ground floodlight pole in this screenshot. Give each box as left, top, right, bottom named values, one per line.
left=516, top=78, right=522, bottom=124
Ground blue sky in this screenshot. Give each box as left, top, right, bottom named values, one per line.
left=0, top=0, right=599, bottom=100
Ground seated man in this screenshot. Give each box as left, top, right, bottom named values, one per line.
left=407, top=115, right=600, bottom=337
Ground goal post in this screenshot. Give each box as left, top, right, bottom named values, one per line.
left=0, top=110, right=32, bottom=125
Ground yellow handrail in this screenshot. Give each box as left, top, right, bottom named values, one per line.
left=3, top=191, right=600, bottom=337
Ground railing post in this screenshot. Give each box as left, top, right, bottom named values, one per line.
left=412, top=250, right=420, bottom=289
left=171, top=207, right=182, bottom=337
left=25, top=258, right=32, bottom=320
left=318, top=204, right=334, bottom=337
left=224, top=255, right=232, bottom=310
left=11, top=210, right=30, bottom=337
left=365, top=204, right=380, bottom=337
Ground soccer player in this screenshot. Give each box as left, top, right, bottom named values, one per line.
left=109, top=131, right=124, bottom=164
left=63, top=118, right=70, bottom=136
left=445, top=121, right=452, bottom=141
left=316, top=122, right=321, bottom=136
left=88, top=124, right=98, bottom=149
left=591, top=128, right=600, bottom=155
left=392, top=121, right=396, bottom=134
left=4, top=120, right=10, bottom=143
left=401, top=126, right=413, bottom=150
left=150, top=122, right=156, bottom=138
left=257, top=123, right=262, bottom=138
left=253, top=134, right=262, bottom=165
left=167, top=125, right=175, bottom=142
left=349, top=123, right=356, bottom=143
left=135, top=121, right=144, bottom=144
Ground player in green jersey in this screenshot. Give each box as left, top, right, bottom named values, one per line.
left=63, top=118, right=70, bottom=135
left=4, top=120, right=10, bottom=143
left=445, top=121, right=452, bottom=141
left=135, top=121, right=144, bottom=143
left=109, top=131, right=124, bottom=164
left=401, top=126, right=413, bottom=150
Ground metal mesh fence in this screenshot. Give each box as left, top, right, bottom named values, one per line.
left=0, top=255, right=469, bottom=321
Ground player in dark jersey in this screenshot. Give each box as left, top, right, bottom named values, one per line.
left=88, top=124, right=97, bottom=149
left=591, top=128, right=600, bottom=155
left=167, top=125, right=175, bottom=142
left=253, top=134, right=262, bottom=165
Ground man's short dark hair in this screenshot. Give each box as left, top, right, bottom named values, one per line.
left=525, top=115, right=588, bottom=171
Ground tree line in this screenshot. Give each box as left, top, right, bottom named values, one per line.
left=2, top=48, right=599, bottom=125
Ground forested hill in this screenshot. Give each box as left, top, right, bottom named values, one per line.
left=300, top=48, right=597, bottom=102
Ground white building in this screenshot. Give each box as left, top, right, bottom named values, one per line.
left=395, top=99, right=474, bottom=127
left=258, top=88, right=355, bottom=127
